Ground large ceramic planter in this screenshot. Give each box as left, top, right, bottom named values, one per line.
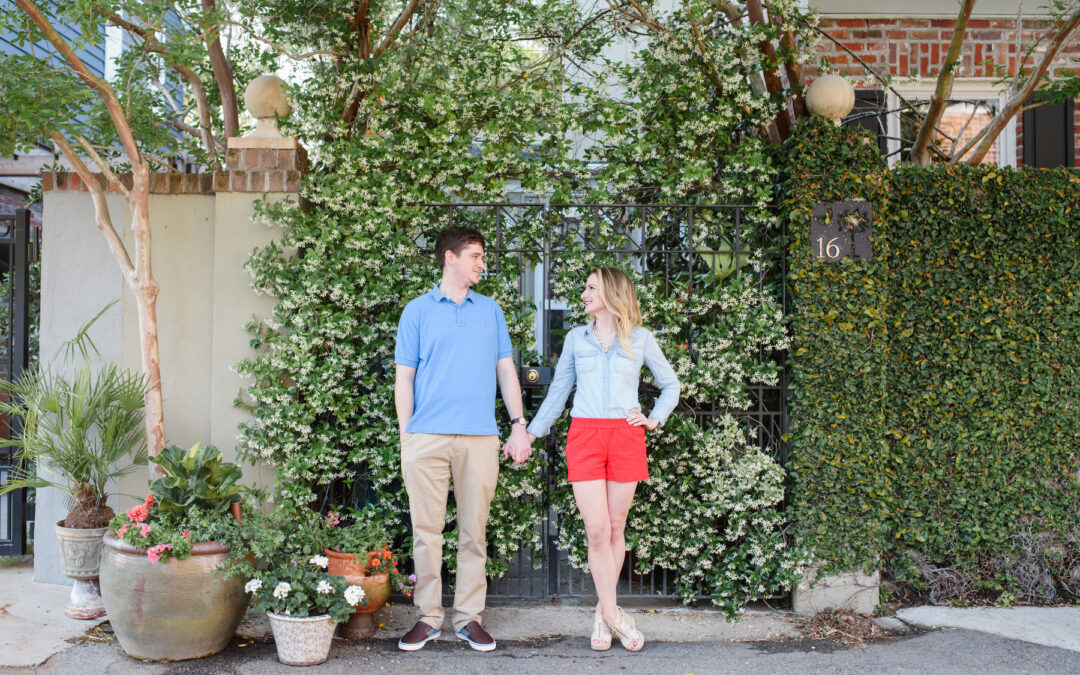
left=99, top=532, right=248, bottom=661
left=325, top=549, right=391, bottom=638
left=267, top=612, right=337, bottom=666
left=54, top=521, right=108, bottom=619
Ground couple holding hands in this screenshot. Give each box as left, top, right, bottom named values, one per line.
left=394, top=226, right=680, bottom=653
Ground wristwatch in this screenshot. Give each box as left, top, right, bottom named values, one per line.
left=511, top=417, right=528, bottom=427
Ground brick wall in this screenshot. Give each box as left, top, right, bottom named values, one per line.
left=810, top=17, right=1080, bottom=166
left=41, top=145, right=307, bottom=195
left=0, top=184, right=42, bottom=229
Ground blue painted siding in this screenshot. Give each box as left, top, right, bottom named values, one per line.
left=0, top=0, right=107, bottom=77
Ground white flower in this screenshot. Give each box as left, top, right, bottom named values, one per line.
left=309, top=555, right=329, bottom=569
left=273, top=582, right=292, bottom=599
left=244, top=579, right=263, bottom=594
left=316, top=580, right=334, bottom=595
left=344, top=585, right=366, bottom=606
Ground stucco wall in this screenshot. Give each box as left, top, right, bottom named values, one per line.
left=34, top=183, right=287, bottom=585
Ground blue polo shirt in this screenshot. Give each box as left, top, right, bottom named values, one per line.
left=395, top=286, right=513, bottom=435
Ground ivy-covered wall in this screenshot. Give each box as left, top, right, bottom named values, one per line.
left=784, top=119, right=1080, bottom=602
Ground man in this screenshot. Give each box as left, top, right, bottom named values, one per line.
left=394, top=226, right=533, bottom=652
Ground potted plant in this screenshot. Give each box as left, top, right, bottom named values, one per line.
left=100, top=442, right=252, bottom=661
left=247, top=553, right=367, bottom=666
left=317, top=504, right=414, bottom=638
left=0, top=307, right=148, bottom=619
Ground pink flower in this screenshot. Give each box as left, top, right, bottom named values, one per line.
left=326, top=510, right=340, bottom=526
left=139, top=524, right=152, bottom=538
left=182, top=531, right=190, bottom=538
left=144, top=495, right=155, bottom=508
left=117, top=524, right=129, bottom=537
left=145, top=543, right=172, bottom=564
left=126, top=504, right=149, bottom=523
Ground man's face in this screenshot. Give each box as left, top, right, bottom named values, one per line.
left=446, top=242, right=486, bottom=286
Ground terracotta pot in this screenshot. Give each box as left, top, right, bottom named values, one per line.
left=99, top=532, right=248, bottom=661
left=325, top=549, right=392, bottom=638
left=54, top=521, right=108, bottom=619
left=267, top=612, right=336, bottom=666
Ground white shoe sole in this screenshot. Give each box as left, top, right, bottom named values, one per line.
left=398, top=630, right=440, bottom=651
left=456, top=631, right=497, bottom=652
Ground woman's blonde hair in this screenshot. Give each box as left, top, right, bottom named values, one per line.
left=589, top=267, right=642, bottom=357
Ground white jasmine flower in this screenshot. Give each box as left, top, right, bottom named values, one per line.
left=273, top=582, right=292, bottom=599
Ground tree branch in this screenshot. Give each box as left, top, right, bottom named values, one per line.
left=48, top=132, right=136, bottom=283
left=201, top=0, right=240, bottom=138
left=75, top=135, right=130, bottom=199
left=910, top=0, right=977, bottom=166
left=966, top=4, right=1080, bottom=164
left=746, top=0, right=789, bottom=142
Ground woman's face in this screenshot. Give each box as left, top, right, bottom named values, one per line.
left=581, top=273, right=606, bottom=316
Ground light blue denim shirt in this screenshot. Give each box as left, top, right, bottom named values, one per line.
left=526, top=324, right=681, bottom=438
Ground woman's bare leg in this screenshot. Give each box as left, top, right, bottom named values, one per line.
left=606, top=480, right=638, bottom=587
left=573, top=479, right=618, bottom=622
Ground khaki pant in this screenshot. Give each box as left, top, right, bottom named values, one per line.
left=401, top=432, right=499, bottom=631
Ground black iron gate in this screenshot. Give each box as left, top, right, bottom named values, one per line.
left=0, top=208, right=38, bottom=557
left=420, top=203, right=788, bottom=600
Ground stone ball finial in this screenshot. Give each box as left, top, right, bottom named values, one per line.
left=806, top=74, right=855, bottom=125
left=244, top=75, right=292, bottom=138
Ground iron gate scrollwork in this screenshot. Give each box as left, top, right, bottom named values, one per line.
left=417, top=203, right=788, bottom=600
left=0, top=208, right=38, bottom=557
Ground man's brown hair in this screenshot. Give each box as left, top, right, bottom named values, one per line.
left=434, top=226, right=486, bottom=270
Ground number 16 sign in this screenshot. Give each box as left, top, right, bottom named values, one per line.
left=810, top=201, right=873, bottom=262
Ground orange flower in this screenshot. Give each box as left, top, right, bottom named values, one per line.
left=372, top=558, right=381, bottom=567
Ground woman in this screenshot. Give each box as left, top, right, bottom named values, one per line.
left=526, top=267, right=680, bottom=652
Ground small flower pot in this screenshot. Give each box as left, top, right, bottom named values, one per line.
left=324, top=549, right=392, bottom=639
left=267, top=612, right=337, bottom=666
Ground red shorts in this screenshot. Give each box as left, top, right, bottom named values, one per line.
left=565, top=418, right=648, bottom=483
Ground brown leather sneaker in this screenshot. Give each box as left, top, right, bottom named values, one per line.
left=398, top=620, right=441, bottom=651
left=455, top=620, right=496, bottom=652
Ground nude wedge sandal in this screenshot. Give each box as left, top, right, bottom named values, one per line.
left=607, top=607, right=644, bottom=652
left=591, top=609, right=613, bottom=651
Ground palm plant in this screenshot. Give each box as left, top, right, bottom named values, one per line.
left=0, top=304, right=148, bottom=528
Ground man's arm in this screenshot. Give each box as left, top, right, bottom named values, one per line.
left=395, top=364, right=416, bottom=435
left=496, top=356, right=532, bottom=464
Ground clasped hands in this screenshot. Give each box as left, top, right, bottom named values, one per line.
left=502, top=423, right=533, bottom=465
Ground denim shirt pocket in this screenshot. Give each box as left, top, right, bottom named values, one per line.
left=575, top=350, right=599, bottom=375
left=612, top=351, right=638, bottom=378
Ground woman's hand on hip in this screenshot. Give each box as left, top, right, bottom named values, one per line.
left=626, top=409, right=659, bottom=430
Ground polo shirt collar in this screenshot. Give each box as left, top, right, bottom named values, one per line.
left=429, top=285, right=476, bottom=304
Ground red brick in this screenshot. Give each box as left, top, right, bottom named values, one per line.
left=285, top=170, right=301, bottom=192
left=225, top=148, right=241, bottom=170
left=229, top=171, right=246, bottom=192
left=827, top=29, right=850, bottom=39
left=199, top=173, right=213, bottom=194
left=898, top=19, right=929, bottom=28
left=842, top=42, right=866, bottom=52
left=241, top=149, right=258, bottom=169
left=169, top=173, right=182, bottom=195
left=833, top=19, right=865, bottom=28
left=972, top=30, right=1002, bottom=40
left=68, top=173, right=81, bottom=191
left=213, top=171, right=229, bottom=192
left=267, top=170, right=285, bottom=192
left=899, top=54, right=909, bottom=74
left=907, top=30, right=939, bottom=40
left=42, top=173, right=54, bottom=191
left=967, top=20, right=991, bottom=29
left=862, top=54, right=880, bottom=63
left=932, top=42, right=940, bottom=63
left=120, top=173, right=133, bottom=191
left=183, top=173, right=199, bottom=193
left=886, top=30, right=906, bottom=39
left=991, top=20, right=1014, bottom=29
left=826, top=55, right=851, bottom=65
left=852, top=29, right=884, bottom=39
left=260, top=149, right=278, bottom=169
left=249, top=171, right=267, bottom=192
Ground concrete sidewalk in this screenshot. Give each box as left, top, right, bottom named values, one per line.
left=4, top=559, right=1080, bottom=669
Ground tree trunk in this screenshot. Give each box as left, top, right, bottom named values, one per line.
left=202, top=0, right=240, bottom=138
left=129, top=167, right=166, bottom=475
left=909, top=0, right=977, bottom=166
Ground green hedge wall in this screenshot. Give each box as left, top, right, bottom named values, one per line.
left=784, top=118, right=1080, bottom=599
